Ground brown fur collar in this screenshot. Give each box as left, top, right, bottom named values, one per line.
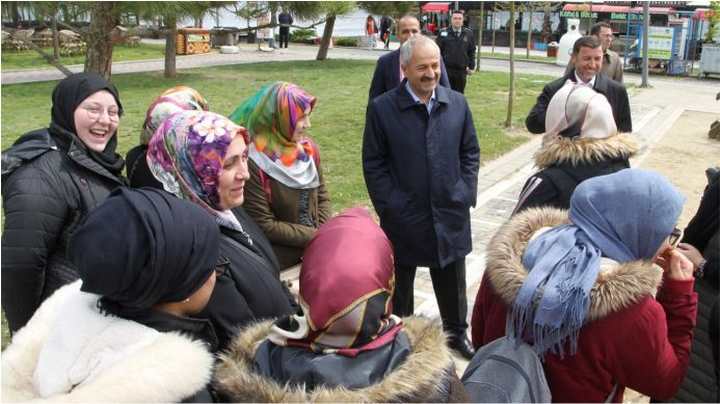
left=214, top=317, right=455, bottom=402
left=485, top=208, right=663, bottom=322
left=534, top=133, right=638, bottom=169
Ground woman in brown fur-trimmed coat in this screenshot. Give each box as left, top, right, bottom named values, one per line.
left=214, top=208, right=467, bottom=402
left=513, top=82, right=637, bottom=215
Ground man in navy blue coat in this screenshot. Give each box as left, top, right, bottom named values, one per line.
left=368, top=15, right=450, bottom=101
left=363, top=35, right=480, bottom=360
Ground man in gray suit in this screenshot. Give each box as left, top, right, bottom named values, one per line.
left=566, top=22, right=623, bottom=83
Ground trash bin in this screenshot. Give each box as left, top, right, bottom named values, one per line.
left=547, top=41, right=559, bottom=58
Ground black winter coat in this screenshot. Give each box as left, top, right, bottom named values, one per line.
left=125, top=145, right=163, bottom=189
left=200, top=207, right=296, bottom=351
left=525, top=71, right=633, bottom=134
left=1, top=129, right=124, bottom=333
left=368, top=49, right=451, bottom=101
left=513, top=133, right=637, bottom=215
left=363, top=82, right=480, bottom=268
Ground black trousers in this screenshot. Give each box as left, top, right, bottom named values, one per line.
left=447, top=68, right=468, bottom=94
left=392, top=259, right=468, bottom=337
left=279, top=27, right=290, bottom=48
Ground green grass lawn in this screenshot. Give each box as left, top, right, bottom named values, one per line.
left=1, top=43, right=166, bottom=70
left=481, top=52, right=556, bottom=64
left=1, top=59, right=552, bottom=348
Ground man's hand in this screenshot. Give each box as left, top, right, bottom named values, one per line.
left=466, top=67, right=473, bottom=76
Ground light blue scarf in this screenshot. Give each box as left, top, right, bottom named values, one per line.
left=509, top=169, right=685, bottom=358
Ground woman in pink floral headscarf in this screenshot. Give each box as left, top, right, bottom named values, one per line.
left=146, top=110, right=297, bottom=351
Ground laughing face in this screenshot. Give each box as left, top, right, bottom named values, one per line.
left=73, top=90, right=120, bottom=152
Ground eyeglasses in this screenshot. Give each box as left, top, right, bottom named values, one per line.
left=669, top=227, right=683, bottom=249
left=81, top=105, right=120, bottom=122
left=214, top=256, right=231, bottom=277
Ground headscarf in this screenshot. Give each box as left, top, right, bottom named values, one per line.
left=267, top=208, right=402, bottom=357
left=69, top=187, right=219, bottom=313
left=229, top=82, right=319, bottom=189
left=146, top=110, right=250, bottom=233
left=140, top=86, right=209, bottom=145
left=545, top=80, right=618, bottom=139
left=509, top=169, right=685, bottom=357
left=49, top=72, right=125, bottom=174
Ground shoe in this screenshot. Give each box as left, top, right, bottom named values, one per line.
left=447, top=334, right=475, bottom=360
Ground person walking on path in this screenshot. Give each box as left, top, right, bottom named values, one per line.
left=379, top=15, right=394, bottom=50
left=364, top=15, right=378, bottom=49
left=565, top=22, right=623, bottom=83
left=435, top=10, right=476, bottom=94
left=363, top=35, right=480, bottom=360
left=368, top=15, right=450, bottom=101
left=278, top=9, right=293, bottom=49
left=526, top=36, right=632, bottom=134
left=1, top=73, right=126, bottom=334
left=472, top=169, right=698, bottom=402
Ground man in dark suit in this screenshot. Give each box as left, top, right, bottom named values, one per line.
left=368, top=15, right=450, bottom=101
left=363, top=35, right=480, bottom=360
left=526, top=36, right=632, bottom=134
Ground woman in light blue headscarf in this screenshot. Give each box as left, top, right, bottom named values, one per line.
left=471, top=169, right=699, bottom=402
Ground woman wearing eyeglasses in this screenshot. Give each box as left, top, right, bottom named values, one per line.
left=2, top=73, right=126, bottom=335
left=471, top=169, right=699, bottom=402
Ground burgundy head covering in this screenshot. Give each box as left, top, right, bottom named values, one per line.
left=268, top=207, right=402, bottom=357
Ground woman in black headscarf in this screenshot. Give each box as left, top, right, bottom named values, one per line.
left=1, top=73, right=126, bottom=334
left=2, top=188, right=222, bottom=402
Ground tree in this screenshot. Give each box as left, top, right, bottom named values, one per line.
left=505, top=2, right=516, bottom=128
left=705, top=1, right=720, bottom=43
left=84, top=3, right=120, bottom=81
left=356, top=1, right=417, bottom=19
left=525, top=2, right=534, bottom=59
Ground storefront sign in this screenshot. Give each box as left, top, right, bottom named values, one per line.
left=560, top=11, right=598, bottom=19
left=610, top=12, right=642, bottom=20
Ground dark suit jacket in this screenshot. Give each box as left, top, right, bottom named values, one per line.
left=368, top=49, right=450, bottom=101
left=525, top=71, right=632, bottom=134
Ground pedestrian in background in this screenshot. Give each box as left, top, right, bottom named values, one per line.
left=278, top=8, right=293, bottom=49
left=380, top=15, right=394, bottom=50
left=364, top=15, right=378, bottom=49
left=436, top=9, right=476, bottom=94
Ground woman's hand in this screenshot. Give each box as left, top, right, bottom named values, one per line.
left=655, top=248, right=695, bottom=281
left=676, top=243, right=705, bottom=268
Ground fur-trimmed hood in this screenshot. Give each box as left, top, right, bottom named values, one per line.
left=485, top=208, right=664, bottom=322
left=214, top=316, right=459, bottom=402
left=1, top=282, right=214, bottom=402
left=534, top=133, right=638, bottom=169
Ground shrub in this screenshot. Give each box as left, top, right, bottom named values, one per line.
left=334, top=36, right=357, bottom=47
left=290, top=28, right=316, bottom=43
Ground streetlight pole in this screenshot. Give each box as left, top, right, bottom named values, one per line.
left=641, top=1, right=650, bottom=87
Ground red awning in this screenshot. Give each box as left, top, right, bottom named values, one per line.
left=562, top=4, right=676, bottom=15
left=422, top=2, right=450, bottom=13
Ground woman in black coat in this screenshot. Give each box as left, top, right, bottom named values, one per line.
left=1, top=73, right=126, bottom=334
left=145, top=109, right=296, bottom=350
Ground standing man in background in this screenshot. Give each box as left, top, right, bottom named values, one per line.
left=436, top=9, right=476, bottom=94
left=566, top=22, right=623, bottom=83
left=368, top=15, right=450, bottom=101
left=278, top=8, right=293, bottom=49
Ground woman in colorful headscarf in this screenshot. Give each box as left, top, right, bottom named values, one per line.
left=471, top=169, right=698, bottom=402
left=215, top=208, right=468, bottom=402
left=126, top=85, right=209, bottom=188
left=147, top=110, right=296, bottom=351
left=229, top=82, right=331, bottom=269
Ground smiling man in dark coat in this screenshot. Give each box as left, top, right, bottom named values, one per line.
left=526, top=36, right=632, bottom=134
left=363, top=35, right=480, bottom=360
left=368, top=15, right=450, bottom=101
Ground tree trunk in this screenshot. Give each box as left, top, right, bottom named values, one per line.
left=542, top=3, right=552, bottom=43
left=21, top=37, right=73, bottom=77
left=491, top=10, right=496, bottom=54
left=505, top=3, right=516, bottom=128
left=477, top=6, right=484, bottom=71
left=316, top=13, right=336, bottom=61
left=526, top=3, right=533, bottom=59
left=84, top=2, right=117, bottom=81
left=164, top=13, right=177, bottom=78
left=52, top=13, right=60, bottom=61
left=10, top=2, right=20, bottom=26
